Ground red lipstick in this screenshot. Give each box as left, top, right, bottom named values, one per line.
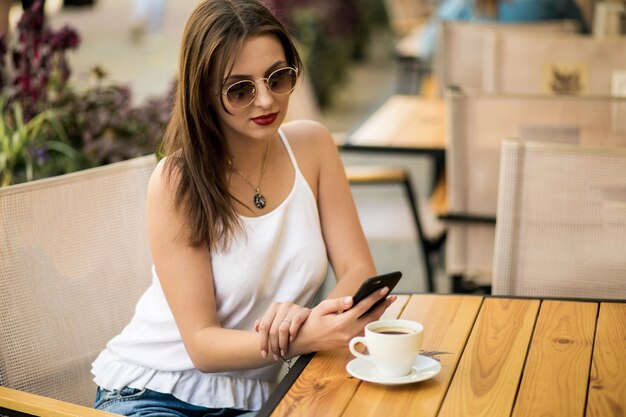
left=252, top=113, right=278, bottom=126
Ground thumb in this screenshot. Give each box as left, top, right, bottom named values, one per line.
left=316, top=296, right=353, bottom=315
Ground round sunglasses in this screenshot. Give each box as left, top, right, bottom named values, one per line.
left=222, top=67, right=298, bottom=109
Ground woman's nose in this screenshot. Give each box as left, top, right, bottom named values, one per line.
left=253, top=80, right=274, bottom=108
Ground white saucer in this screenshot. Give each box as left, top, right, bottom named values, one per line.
left=346, top=355, right=441, bottom=386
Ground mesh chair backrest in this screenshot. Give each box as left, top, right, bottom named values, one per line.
left=489, top=32, right=626, bottom=95
left=493, top=140, right=626, bottom=299
left=445, top=90, right=626, bottom=278
left=435, top=20, right=578, bottom=94
left=0, top=155, right=157, bottom=406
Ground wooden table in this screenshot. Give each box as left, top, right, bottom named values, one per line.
left=340, top=94, right=447, bottom=205
left=258, top=294, right=626, bottom=417
left=340, top=95, right=446, bottom=157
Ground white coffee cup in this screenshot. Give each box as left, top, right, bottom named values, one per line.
left=349, top=319, right=424, bottom=377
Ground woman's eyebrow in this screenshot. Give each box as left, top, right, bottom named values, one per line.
left=224, top=60, right=288, bottom=82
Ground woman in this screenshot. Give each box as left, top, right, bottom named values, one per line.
left=91, top=1, right=395, bottom=416
left=419, top=0, right=589, bottom=60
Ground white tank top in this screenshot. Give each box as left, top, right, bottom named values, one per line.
left=91, top=129, right=328, bottom=411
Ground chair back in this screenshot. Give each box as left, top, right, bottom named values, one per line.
left=485, top=32, right=626, bottom=95
left=0, top=155, right=156, bottom=406
left=435, top=20, right=579, bottom=94
left=445, top=89, right=626, bottom=281
left=493, top=139, right=626, bottom=299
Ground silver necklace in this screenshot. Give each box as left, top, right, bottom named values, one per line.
left=230, top=139, right=270, bottom=209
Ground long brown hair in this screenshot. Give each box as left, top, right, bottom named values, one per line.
left=160, top=0, right=303, bottom=251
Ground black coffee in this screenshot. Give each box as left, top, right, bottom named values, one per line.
left=372, top=326, right=416, bottom=335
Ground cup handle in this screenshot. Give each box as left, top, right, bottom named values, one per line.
left=349, top=336, right=369, bottom=359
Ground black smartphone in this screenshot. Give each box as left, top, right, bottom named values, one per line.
left=351, top=271, right=402, bottom=316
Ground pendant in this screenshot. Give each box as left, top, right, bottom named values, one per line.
left=254, top=191, right=266, bottom=209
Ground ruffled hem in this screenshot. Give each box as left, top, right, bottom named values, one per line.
left=91, top=350, right=277, bottom=411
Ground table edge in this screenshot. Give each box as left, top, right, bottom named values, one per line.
left=256, top=353, right=316, bottom=417
left=339, top=143, right=445, bottom=157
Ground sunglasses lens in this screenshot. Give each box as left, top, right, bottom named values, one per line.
left=226, top=81, right=256, bottom=108
left=267, top=68, right=297, bottom=95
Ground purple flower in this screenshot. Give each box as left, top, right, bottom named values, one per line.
left=29, top=145, right=50, bottom=166
left=50, top=26, right=80, bottom=51
left=3, top=0, right=82, bottom=120
left=17, top=0, right=45, bottom=35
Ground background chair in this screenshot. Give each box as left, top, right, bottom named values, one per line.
left=434, top=20, right=579, bottom=94
left=493, top=139, right=626, bottom=299
left=0, top=155, right=156, bottom=408
left=482, top=31, right=626, bottom=95
left=444, top=89, right=626, bottom=290
left=346, top=165, right=446, bottom=292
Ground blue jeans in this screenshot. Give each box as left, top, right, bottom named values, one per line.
left=94, top=386, right=256, bottom=417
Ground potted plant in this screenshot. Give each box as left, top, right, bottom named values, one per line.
left=0, top=1, right=173, bottom=187
left=0, top=98, right=78, bottom=186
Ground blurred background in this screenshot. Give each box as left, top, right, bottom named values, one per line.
left=0, top=0, right=609, bottom=295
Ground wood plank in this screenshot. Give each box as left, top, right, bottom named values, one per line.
left=342, top=294, right=483, bottom=417
left=269, top=296, right=410, bottom=417
left=269, top=348, right=358, bottom=417
left=438, top=298, right=540, bottom=417
left=587, top=303, right=626, bottom=417
left=0, top=387, right=117, bottom=417
left=512, top=300, right=597, bottom=417
left=349, top=96, right=446, bottom=149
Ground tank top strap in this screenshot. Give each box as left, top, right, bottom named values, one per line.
left=278, top=128, right=301, bottom=175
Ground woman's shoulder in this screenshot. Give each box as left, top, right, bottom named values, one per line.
left=148, top=156, right=183, bottom=203
left=281, top=120, right=336, bottom=151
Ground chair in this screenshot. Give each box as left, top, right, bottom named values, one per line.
left=483, top=31, right=626, bottom=95
left=493, top=139, right=626, bottom=299
left=0, top=155, right=156, bottom=410
left=434, top=20, right=579, bottom=94
left=346, top=165, right=446, bottom=292
left=445, top=88, right=626, bottom=290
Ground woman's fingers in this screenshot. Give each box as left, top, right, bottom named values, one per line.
left=314, top=296, right=354, bottom=316
left=268, top=303, right=308, bottom=360
left=278, top=318, right=292, bottom=357
left=274, top=306, right=313, bottom=358
left=256, top=303, right=301, bottom=360
left=349, top=287, right=390, bottom=318
left=288, top=309, right=310, bottom=343
left=358, top=293, right=398, bottom=322
left=257, top=305, right=278, bottom=359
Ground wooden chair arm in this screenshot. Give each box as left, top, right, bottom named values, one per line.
left=0, top=387, right=117, bottom=417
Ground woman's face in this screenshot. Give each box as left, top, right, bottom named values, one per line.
left=211, top=34, right=294, bottom=144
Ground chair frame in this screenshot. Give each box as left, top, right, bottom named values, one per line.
left=346, top=165, right=445, bottom=292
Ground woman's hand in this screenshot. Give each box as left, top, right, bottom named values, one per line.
left=294, top=287, right=397, bottom=354
left=255, top=302, right=311, bottom=360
